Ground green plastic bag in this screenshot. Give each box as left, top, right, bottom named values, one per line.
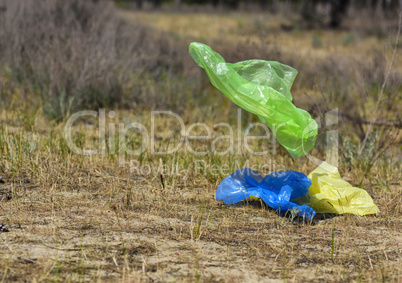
left=189, top=42, right=317, bottom=158
left=295, top=162, right=380, bottom=215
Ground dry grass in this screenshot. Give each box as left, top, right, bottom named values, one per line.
left=0, top=107, right=400, bottom=282
left=0, top=4, right=401, bottom=283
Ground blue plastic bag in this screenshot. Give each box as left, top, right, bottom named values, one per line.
left=216, top=169, right=316, bottom=220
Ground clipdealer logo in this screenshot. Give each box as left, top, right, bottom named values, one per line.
left=64, top=108, right=339, bottom=172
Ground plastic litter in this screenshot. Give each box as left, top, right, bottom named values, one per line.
left=294, top=162, right=380, bottom=215
left=189, top=42, right=318, bottom=158
left=216, top=168, right=316, bottom=220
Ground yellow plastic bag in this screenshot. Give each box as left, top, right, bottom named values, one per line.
left=295, top=162, right=379, bottom=215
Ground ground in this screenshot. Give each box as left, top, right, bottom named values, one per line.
left=0, top=152, right=400, bottom=282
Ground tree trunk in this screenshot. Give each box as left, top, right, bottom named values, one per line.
left=375, top=0, right=384, bottom=18
left=175, top=0, right=181, bottom=10
left=330, top=0, right=350, bottom=28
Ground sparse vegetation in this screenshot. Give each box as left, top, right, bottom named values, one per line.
left=0, top=0, right=401, bottom=282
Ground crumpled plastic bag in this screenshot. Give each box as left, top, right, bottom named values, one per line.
left=216, top=168, right=316, bottom=220
left=294, top=162, right=380, bottom=215
left=189, top=42, right=318, bottom=158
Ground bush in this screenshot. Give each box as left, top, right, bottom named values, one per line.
left=0, top=0, right=191, bottom=119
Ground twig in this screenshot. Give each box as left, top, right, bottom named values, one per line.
left=41, top=241, right=80, bottom=251
left=337, top=112, right=402, bottom=128
left=318, top=110, right=401, bottom=128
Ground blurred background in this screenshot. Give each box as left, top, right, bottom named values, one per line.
left=0, top=0, right=400, bottom=174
